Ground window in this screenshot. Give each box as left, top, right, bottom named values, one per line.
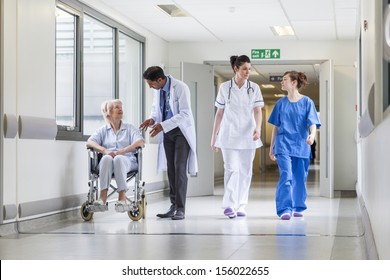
left=118, top=32, right=143, bottom=125
left=83, top=15, right=114, bottom=136
left=55, top=6, right=79, bottom=131
left=55, top=1, right=145, bottom=140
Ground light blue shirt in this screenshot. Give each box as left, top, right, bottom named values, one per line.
left=268, top=96, right=321, bottom=158
left=160, top=76, right=173, bottom=121
left=88, top=122, right=143, bottom=162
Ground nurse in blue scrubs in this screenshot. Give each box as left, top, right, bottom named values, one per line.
left=268, top=71, right=321, bottom=220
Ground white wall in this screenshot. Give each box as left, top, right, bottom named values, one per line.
left=168, top=40, right=358, bottom=191
left=358, top=0, right=390, bottom=260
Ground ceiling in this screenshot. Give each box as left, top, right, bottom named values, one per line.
left=91, top=0, right=360, bottom=104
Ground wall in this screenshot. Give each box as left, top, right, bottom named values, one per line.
left=1, top=0, right=169, bottom=222
left=358, top=0, right=390, bottom=259
left=168, top=40, right=358, bottom=191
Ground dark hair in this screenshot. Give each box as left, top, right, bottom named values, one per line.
left=143, top=66, right=165, bottom=81
left=230, top=55, right=251, bottom=72
left=284, top=70, right=308, bottom=89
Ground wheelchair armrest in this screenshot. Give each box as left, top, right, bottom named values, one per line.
left=87, top=148, right=102, bottom=174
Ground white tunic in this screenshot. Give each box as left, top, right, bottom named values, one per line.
left=215, top=79, right=264, bottom=149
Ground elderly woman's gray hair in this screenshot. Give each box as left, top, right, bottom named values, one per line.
left=101, top=99, right=122, bottom=122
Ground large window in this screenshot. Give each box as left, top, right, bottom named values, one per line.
left=83, top=15, right=114, bottom=135
left=118, top=32, right=143, bottom=126
left=55, top=1, right=144, bottom=140
left=55, top=6, right=79, bottom=130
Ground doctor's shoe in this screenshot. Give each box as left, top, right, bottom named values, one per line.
left=293, top=211, right=304, bottom=217
left=280, top=212, right=291, bottom=220
left=236, top=208, right=247, bottom=217
left=224, top=207, right=236, bottom=219
left=156, top=206, right=176, bottom=218
left=171, top=210, right=185, bottom=220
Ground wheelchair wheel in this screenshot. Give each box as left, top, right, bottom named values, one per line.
left=80, top=202, right=94, bottom=221
left=128, top=202, right=144, bottom=221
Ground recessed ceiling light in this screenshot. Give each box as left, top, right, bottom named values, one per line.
left=157, top=4, right=188, bottom=17
left=270, top=26, right=295, bottom=36
left=262, top=84, right=275, bottom=89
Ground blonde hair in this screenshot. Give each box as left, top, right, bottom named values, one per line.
left=101, top=99, right=122, bottom=122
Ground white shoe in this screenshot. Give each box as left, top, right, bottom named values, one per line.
left=93, top=199, right=105, bottom=206
left=236, top=208, right=247, bottom=217
left=116, top=200, right=128, bottom=206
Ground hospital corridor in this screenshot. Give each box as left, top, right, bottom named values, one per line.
left=2, top=1, right=390, bottom=277
left=0, top=163, right=367, bottom=260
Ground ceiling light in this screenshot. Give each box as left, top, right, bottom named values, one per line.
left=274, top=94, right=286, bottom=97
left=157, top=4, right=188, bottom=17
left=262, top=84, right=275, bottom=89
left=270, top=26, right=295, bottom=36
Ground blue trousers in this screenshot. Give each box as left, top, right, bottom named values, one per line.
left=275, top=154, right=310, bottom=216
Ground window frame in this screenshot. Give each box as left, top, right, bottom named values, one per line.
left=55, top=0, right=145, bottom=141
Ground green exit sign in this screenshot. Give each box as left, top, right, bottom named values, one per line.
left=251, top=49, right=281, bottom=59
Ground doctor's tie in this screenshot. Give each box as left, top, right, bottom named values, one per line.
left=160, top=89, right=167, bottom=121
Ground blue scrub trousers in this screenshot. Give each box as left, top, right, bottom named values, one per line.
left=275, top=154, right=310, bottom=216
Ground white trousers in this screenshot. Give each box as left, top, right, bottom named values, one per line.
left=99, top=155, right=138, bottom=192
left=221, top=148, right=256, bottom=210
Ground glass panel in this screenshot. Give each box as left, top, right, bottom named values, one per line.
left=118, top=32, right=142, bottom=126
left=55, top=7, right=76, bottom=128
left=83, top=15, right=114, bottom=135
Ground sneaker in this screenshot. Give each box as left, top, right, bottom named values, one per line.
left=224, top=207, right=236, bottom=219
left=293, top=212, right=303, bottom=217
left=116, top=200, right=128, bottom=206
left=93, top=199, right=105, bottom=206
left=236, top=208, right=247, bottom=217
left=280, top=212, right=291, bottom=220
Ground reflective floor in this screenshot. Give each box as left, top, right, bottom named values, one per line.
left=0, top=164, right=367, bottom=260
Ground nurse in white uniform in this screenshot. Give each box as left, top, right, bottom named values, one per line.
left=211, top=55, right=264, bottom=218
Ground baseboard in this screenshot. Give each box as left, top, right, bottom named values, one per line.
left=357, top=191, right=379, bottom=259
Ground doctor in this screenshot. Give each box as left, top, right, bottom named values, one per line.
left=211, top=55, right=264, bottom=219
left=268, top=70, right=321, bottom=220
left=140, top=66, right=198, bottom=220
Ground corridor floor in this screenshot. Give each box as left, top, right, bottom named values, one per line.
left=0, top=164, right=367, bottom=260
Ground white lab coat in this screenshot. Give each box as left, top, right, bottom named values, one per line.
left=149, top=75, right=198, bottom=175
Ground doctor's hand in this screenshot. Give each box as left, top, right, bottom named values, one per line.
left=269, top=151, right=276, bottom=161
left=149, top=123, right=163, bottom=137
left=253, top=129, right=261, bottom=141
left=210, top=137, right=219, bottom=152
left=139, top=118, right=155, bottom=132
left=306, top=134, right=315, bottom=145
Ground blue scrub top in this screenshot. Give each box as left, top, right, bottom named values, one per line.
left=268, top=96, right=321, bottom=158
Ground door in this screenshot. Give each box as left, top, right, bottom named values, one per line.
left=319, top=60, right=334, bottom=198
left=0, top=0, right=4, bottom=223
left=181, top=62, right=214, bottom=196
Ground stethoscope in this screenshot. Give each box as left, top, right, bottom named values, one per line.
left=227, top=79, right=254, bottom=103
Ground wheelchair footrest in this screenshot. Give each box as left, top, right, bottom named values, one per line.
left=115, top=203, right=133, bottom=213
left=87, top=204, right=109, bottom=212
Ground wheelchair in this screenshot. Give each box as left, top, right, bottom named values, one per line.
left=80, top=147, right=146, bottom=221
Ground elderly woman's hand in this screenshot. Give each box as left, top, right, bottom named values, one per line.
left=103, top=149, right=116, bottom=158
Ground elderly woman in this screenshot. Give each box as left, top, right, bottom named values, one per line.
left=87, top=99, right=144, bottom=206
